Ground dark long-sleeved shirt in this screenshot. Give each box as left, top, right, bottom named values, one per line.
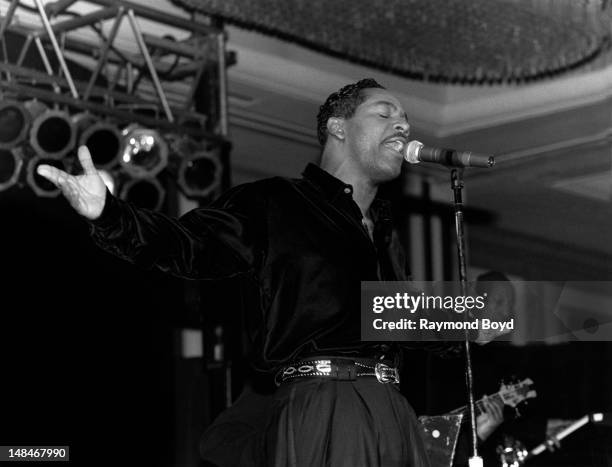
left=90, top=163, right=425, bottom=372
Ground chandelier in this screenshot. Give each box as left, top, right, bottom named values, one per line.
left=173, top=0, right=612, bottom=84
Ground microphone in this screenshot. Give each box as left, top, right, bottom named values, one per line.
left=405, top=140, right=495, bottom=168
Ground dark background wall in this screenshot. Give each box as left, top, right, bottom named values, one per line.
left=0, top=188, right=179, bottom=465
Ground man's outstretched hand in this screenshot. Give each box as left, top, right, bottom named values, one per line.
left=36, top=145, right=107, bottom=220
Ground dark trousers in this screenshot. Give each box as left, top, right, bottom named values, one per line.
left=200, top=377, right=431, bottom=467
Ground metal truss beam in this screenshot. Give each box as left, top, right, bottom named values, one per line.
left=0, top=0, right=226, bottom=136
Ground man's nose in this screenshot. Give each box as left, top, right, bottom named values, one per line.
left=394, top=119, right=410, bottom=134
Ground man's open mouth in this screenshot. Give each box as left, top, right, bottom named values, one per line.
left=383, top=138, right=406, bottom=154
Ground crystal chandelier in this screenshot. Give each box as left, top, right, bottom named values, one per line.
left=173, top=0, right=612, bottom=84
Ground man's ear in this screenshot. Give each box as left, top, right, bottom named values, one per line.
left=327, top=117, right=345, bottom=140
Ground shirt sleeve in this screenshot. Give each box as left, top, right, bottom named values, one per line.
left=88, top=183, right=264, bottom=280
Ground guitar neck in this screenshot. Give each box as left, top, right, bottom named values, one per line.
left=446, top=379, right=534, bottom=420
left=452, top=392, right=505, bottom=418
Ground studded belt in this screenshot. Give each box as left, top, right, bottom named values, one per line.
left=274, top=357, right=400, bottom=386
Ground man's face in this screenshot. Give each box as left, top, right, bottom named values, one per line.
left=485, top=283, right=515, bottom=321
left=477, top=282, right=515, bottom=343
left=341, top=88, right=410, bottom=183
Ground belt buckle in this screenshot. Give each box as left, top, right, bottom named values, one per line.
left=375, top=362, right=400, bottom=384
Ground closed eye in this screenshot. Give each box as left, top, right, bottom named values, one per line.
left=379, top=114, right=389, bottom=119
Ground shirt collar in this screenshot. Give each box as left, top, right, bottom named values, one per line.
left=302, top=163, right=392, bottom=222
left=302, top=163, right=353, bottom=201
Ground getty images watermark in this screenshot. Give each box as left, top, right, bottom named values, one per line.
left=361, top=281, right=612, bottom=342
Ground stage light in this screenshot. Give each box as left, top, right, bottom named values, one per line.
left=177, top=150, right=222, bottom=199
left=119, top=177, right=165, bottom=211
left=167, top=134, right=222, bottom=199
left=0, top=101, right=31, bottom=149
left=119, top=126, right=168, bottom=179
left=29, top=109, right=76, bottom=159
left=80, top=121, right=122, bottom=170
left=0, top=147, right=23, bottom=192
left=26, top=155, right=66, bottom=198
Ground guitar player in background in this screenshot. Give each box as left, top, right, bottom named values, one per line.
left=403, top=271, right=545, bottom=466
left=452, top=271, right=546, bottom=466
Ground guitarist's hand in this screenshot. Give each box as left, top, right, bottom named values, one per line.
left=476, top=395, right=504, bottom=441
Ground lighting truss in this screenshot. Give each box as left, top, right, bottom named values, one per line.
left=0, top=0, right=229, bottom=141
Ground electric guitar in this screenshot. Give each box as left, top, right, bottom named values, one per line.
left=419, top=378, right=537, bottom=467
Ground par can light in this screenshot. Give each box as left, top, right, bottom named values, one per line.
left=0, top=101, right=31, bottom=150
left=29, top=109, right=76, bottom=160
left=0, top=147, right=23, bottom=192
left=178, top=150, right=222, bottom=199
left=80, top=121, right=122, bottom=170
left=119, top=177, right=165, bottom=211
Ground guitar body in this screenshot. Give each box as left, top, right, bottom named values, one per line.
left=418, top=414, right=464, bottom=467
left=418, top=378, right=536, bottom=467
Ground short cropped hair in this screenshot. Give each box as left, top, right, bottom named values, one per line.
left=476, top=271, right=510, bottom=283
left=316, top=78, right=385, bottom=146
left=475, top=270, right=514, bottom=301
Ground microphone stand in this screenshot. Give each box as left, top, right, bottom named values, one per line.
left=450, top=169, right=482, bottom=467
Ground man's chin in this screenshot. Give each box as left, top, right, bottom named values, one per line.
left=381, top=161, right=403, bottom=181
left=368, top=156, right=403, bottom=183
left=370, top=170, right=398, bottom=185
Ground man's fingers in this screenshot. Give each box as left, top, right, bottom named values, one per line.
left=37, top=164, right=70, bottom=187
left=491, top=402, right=503, bottom=420
left=482, top=395, right=493, bottom=411
left=481, top=396, right=502, bottom=420
left=78, top=145, right=98, bottom=175
left=484, top=397, right=503, bottom=420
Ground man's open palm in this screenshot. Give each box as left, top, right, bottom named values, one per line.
left=36, top=145, right=107, bottom=220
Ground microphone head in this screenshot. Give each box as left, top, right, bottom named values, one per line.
left=466, top=152, right=495, bottom=168
left=405, top=140, right=423, bottom=164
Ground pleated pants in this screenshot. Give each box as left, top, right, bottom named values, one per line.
left=200, top=377, right=431, bottom=467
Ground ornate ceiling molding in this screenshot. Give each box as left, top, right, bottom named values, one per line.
left=226, top=26, right=612, bottom=138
